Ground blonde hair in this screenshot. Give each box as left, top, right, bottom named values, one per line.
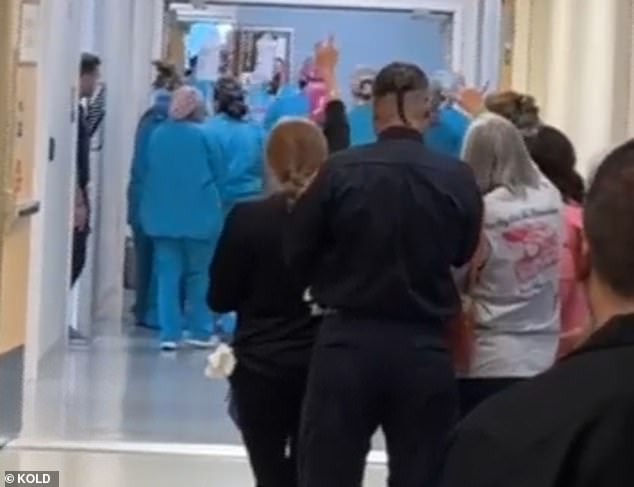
left=462, top=112, right=540, bottom=195
left=266, top=118, right=328, bottom=205
left=485, top=90, right=540, bottom=136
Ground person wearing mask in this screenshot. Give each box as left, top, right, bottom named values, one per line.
left=485, top=92, right=588, bottom=356
left=458, top=113, right=563, bottom=416
left=347, top=67, right=377, bottom=147
left=288, top=62, right=483, bottom=487
left=441, top=140, right=634, bottom=487
left=140, top=86, right=225, bottom=351
left=70, top=53, right=102, bottom=341
left=127, top=62, right=182, bottom=330
left=423, top=72, right=470, bottom=158
left=208, top=118, right=327, bottom=487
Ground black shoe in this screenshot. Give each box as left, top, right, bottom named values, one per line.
left=68, top=327, right=89, bottom=343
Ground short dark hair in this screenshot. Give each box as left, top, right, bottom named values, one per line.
left=373, top=62, right=428, bottom=124
left=525, top=125, right=585, bottom=203
left=584, top=140, right=634, bottom=297
left=80, top=53, right=101, bottom=76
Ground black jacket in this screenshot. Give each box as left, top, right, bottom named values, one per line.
left=208, top=195, right=319, bottom=377
left=76, top=105, right=91, bottom=192
left=441, top=313, right=634, bottom=487
left=286, top=126, right=482, bottom=330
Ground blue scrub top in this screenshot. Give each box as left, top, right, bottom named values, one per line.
left=127, top=92, right=171, bottom=227
left=247, top=83, right=275, bottom=124
left=263, top=85, right=310, bottom=132
left=423, top=106, right=470, bottom=159
left=140, top=120, right=225, bottom=240
left=204, top=113, right=265, bottom=205
left=348, top=103, right=376, bottom=147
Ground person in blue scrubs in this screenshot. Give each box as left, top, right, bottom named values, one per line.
left=423, top=76, right=471, bottom=159
left=127, top=62, right=181, bottom=330
left=206, top=77, right=265, bottom=209
left=140, top=86, right=225, bottom=351
left=204, top=77, right=265, bottom=340
left=348, top=67, right=377, bottom=146
left=263, top=77, right=311, bottom=132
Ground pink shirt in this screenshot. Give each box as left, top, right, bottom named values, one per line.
left=558, top=204, right=589, bottom=356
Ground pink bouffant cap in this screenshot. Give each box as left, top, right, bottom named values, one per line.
left=169, top=86, right=202, bottom=120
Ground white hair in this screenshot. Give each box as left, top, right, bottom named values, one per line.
left=462, top=112, right=541, bottom=195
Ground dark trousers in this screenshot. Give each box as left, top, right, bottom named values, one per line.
left=71, top=228, right=89, bottom=286
left=299, top=317, right=458, bottom=487
left=230, top=364, right=308, bottom=487
left=459, top=378, right=525, bottom=418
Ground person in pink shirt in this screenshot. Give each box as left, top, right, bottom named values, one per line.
left=524, top=125, right=589, bottom=356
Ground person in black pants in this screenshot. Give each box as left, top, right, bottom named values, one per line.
left=287, top=62, right=483, bottom=487
left=208, top=118, right=330, bottom=487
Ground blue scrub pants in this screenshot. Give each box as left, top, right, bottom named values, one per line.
left=153, top=237, right=214, bottom=343
left=132, top=226, right=158, bottom=328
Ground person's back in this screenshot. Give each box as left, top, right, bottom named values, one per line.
left=471, top=176, right=563, bottom=377
left=263, top=85, right=310, bottom=131
left=302, top=135, right=481, bottom=326
left=128, top=91, right=171, bottom=227
left=424, top=104, right=470, bottom=158
left=210, top=194, right=318, bottom=374
left=443, top=328, right=634, bottom=486
left=141, top=120, right=223, bottom=240
left=290, top=62, right=483, bottom=487
left=347, top=103, right=375, bottom=146
left=209, top=119, right=328, bottom=487
left=205, top=113, right=264, bottom=204
left=441, top=140, right=634, bottom=487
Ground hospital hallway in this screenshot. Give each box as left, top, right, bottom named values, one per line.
left=2, top=0, right=634, bottom=485
left=1, top=300, right=388, bottom=485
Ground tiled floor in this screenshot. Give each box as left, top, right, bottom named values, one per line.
left=0, top=347, right=23, bottom=439
left=20, top=328, right=240, bottom=444
left=0, top=448, right=387, bottom=486
left=19, top=324, right=386, bottom=449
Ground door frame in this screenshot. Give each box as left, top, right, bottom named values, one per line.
left=170, top=0, right=503, bottom=88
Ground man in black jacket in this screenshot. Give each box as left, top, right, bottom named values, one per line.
left=69, top=53, right=102, bottom=341
left=441, top=140, right=634, bottom=487
left=288, top=62, right=483, bottom=487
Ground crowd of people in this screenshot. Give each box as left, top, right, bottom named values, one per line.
left=125, top=39, right=634, bottom=487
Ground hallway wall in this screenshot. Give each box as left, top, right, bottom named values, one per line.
left=511, top=0, right=634, bottom=175
left=24, top=0, right=81, bottom=379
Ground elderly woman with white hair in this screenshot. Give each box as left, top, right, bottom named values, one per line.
left=459, top=112, right=564, bottom=416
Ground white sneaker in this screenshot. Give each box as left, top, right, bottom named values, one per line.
left=160, top=341, right=178, bottom=352
left=186, top=336, right=221, bottom=350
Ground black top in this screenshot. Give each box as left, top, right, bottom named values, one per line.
left=76, top=105, right=91, bottom=191
left=441, top=313, right=634, bottom=487
left=208, top=195, right=319, bottom=377
left=286, top=126, right=482, bottom=329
